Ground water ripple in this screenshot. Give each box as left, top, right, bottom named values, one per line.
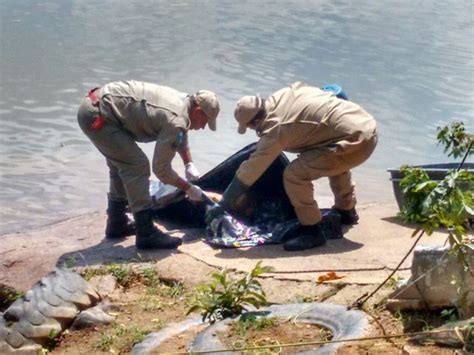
left=0, top=0, right=472, bottom=234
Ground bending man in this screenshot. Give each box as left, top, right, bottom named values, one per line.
left=78, top=80, right=220, bottom=249
left=207, top=81, right=376, bottom=251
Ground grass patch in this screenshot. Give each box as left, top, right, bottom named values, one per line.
left=219, top=314, right=332, bottom=353
left=0, top=284, right=23, bottom=312
left=93, top=324, right=149, bottom=352
left=81, top=263, right=162, bottom=288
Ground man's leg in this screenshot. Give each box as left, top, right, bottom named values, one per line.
left=329, top=172, right=359, bottom=225
left=282, top=149, right=352, bottom=251
left=77, top=99, right=180, bottom=249
left=104, top=161, right=136, bottom=239
left=329, top=171, right=355, bottom=209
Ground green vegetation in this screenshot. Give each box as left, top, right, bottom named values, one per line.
left=392, top=307, right=465, bottom=333
left=439, top=308, right=459, bottom=323
left=396, top=121, right=473, bottom=321
left=398, top=122, right=473, bottom=267
left=0, top=284, right=23, bottom=311
left=187, top=261, right=273, bottom=323
left=62, top=255, right=77, bottom=268
left=229, top=314, right=277, bottom=348
left=399, top=167, right=473, bottom=226
left=234, top=314, right=276, bottom=335
left=94, top=332, right=114, bottom=351
left=93, top=324, right=149, bottom=352
left=82, top=263, right=160, bottom=288
left=140, top=267, right=160, bottom=287
left=436, top=121, right=473, bottom=159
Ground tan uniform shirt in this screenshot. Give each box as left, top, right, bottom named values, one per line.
left=98, top=80, right=191, bottom=184
left=235, top=81, right=377, bottom=187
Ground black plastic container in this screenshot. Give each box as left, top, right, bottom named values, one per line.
left=387, top=162, right=474, bottom=210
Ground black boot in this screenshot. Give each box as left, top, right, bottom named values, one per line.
left=283, top=223, right=326, bottom=251
left=333, top=207, right=359, bottom=225
left=133, top=209, right=182, bottom=249
left=105, top=199, right=136, bottom=239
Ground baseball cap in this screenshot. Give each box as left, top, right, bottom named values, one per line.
left=234, top=95, right=263, bottom=134
left=195, top=90, right=220, bottom=131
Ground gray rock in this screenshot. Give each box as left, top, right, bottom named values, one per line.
left=37, top=276, right=66, bottom=307
left=88, top=274, right=118, bottom=297
left=387, top=245, right=474, bottom=318
left=71, top=303, right=116, bottom=330
left=1, top=317, right=41, bottom=353
left=0, top=268, right=101, bottom=352
left=11, top=318, right=61, bottom=341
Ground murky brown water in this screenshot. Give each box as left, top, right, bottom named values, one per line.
left=1, top=0, right=472, bottom=234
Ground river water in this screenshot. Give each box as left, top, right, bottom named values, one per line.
left=0, top=0, right=472, bottom=235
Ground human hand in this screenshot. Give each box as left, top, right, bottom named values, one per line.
left=186, top=184, right=204, bottom=201
left=205, top=204, right=225, bottom=224
left=205, top=191, right=223, bottom=203
left=185, top=162, right=200, bottom=181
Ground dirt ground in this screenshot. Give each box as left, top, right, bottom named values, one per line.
left=0, top=203, right=468, bottom=353
left=41, top=262, right=460, bottom=354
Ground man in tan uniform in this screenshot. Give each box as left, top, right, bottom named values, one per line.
left=206, top=81, right=377, bottom=251
left=78, top=80, right=220, bottom=249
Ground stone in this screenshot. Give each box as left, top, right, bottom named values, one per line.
left=387, top=245, right=474, bottom=318
left=71, top=303, right=116, bottom=330
left=88, top=275, right=118, bottom=297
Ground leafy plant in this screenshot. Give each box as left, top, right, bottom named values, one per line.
left=106, top=264, right=133, bottom=287
left=437, top=121, right=474, bottom=159
left=398, top=167, right=438, bottom=223
left=82, top=263, right=133, bottom=287
left=63, top=255, right=77, bottom=268
left=0, top=284, right=23, bottom=311
left=187, top=261, right=273, bottom=323
left=93, top=324, right=149, bottom=352
left=140, top=267, right=159, bottom=287
left=160, top=281, right=185, bottom=298
left=399, top=168, right=473, bottom=227
left=398, top=122, right=473, bottom=269
left=94, top=333, right=114, bottom=351
left=440, top=308, right=459, bottom=322
left=233, top=314, right=276, bottom=336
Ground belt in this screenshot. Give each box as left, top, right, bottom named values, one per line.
left=87, top=87, right=102, bottom=106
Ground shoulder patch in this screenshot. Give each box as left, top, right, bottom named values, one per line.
left=171, top=130, right=185, bottom=148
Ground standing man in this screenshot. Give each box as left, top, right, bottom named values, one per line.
left=78, top=80, right=220, bottom=249
left=207, top=81, right=377, bottom=251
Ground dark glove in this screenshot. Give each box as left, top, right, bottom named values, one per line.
left=222, top=177, right=249, bottom=204
left=205, top=204, right=226, bottom=224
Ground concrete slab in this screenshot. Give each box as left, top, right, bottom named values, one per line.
left=178, top=203, right=450, bottom=284
left=0, top=203, right=454, bottom=291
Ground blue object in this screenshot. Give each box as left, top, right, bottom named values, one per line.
left=321, top=84, right=349, bottom=100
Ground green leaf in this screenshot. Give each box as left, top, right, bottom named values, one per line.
left=186, top=262, right=269, bottom=323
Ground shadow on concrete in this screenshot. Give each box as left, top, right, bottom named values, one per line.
left=381, top=215, right=414, bottom=227
left=56, top=236, right=179, bottom=269
left=179, top=227, right=364, bottom=261
left=381, top=216, right=455, bottom=240
left=210, top=238, right=364, bottom=260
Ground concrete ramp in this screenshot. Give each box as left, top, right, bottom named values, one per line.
left=0, top=203, right=454, bottom=290
left=178, top=203, right=450, bottom=284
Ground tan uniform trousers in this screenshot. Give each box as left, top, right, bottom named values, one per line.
left=77, top=98, right=152, bottom=213
left=283, top=136, right=377, bottom=226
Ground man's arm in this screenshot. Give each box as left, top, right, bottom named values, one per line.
left=177, top=132, right=200, bottom=181
left=206, top=133, right=283, bottom=223
left=153, top=129, right=205, bottom=201
left=177, top=132, right=192, bottom=164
